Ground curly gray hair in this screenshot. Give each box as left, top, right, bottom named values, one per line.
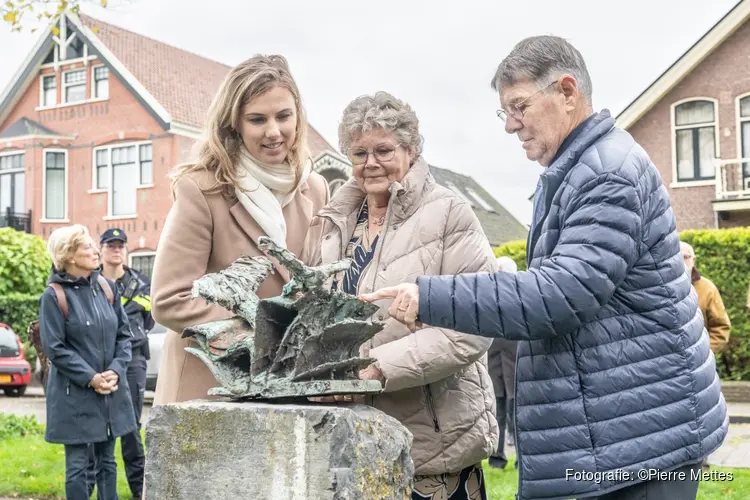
left=338, top=91, right=424, bottom=160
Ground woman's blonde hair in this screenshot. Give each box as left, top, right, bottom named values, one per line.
left=171, top=54, right=310, bottom=197
left=47, top=224, right=91, bottom=271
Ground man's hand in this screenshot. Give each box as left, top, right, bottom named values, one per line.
left=359, top=283, right=422, bottom=332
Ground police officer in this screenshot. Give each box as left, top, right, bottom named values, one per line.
left=93, top=228, right=153, bottom=499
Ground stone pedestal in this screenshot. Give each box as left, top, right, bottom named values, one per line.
left=144, top=401, right=414, bottom=500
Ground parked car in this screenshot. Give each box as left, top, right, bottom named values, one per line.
left=146, top=322, right=167, bottom=391
left=0, top=323, right=32, bottom=397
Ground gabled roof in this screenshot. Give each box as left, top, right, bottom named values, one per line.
left=616, top=0, right=750, bottom=129
left=0, top=13, right=337, bottom=156
left=429, top=164, right=528, bottom=246
left=0, top=117, right=64, bottom=139
left=78, top=14, right=228, bottom=130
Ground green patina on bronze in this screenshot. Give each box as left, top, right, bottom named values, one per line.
left=182, top=236, right=385, bottom=400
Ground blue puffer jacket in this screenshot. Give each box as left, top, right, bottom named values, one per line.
left=417, top=110, right=728, bottom=500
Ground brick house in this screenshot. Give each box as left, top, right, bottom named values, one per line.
left=616, top=0, right=750, bottom=231
left=0, top=13, right=525, bottom=278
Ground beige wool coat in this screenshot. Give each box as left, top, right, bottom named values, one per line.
left=151, top=167, right=329, bottom=405
left=303, top=158, right=499, bottom=475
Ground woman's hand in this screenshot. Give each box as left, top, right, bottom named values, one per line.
left=359, top=363, right=384, bottom=384
left=359, top=283, right=422, bottom=332
left=101, top=370, right=119, bottom=392
left=89, top=373, right=116, bottom=395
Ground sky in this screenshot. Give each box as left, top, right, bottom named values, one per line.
left=0, top=0, right=741, bottom=225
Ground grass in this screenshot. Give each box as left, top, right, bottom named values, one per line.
left=0, top=436, right=748, bottom=499
left=482, top=455, right=750, bottom=500
left=0, top=432, right=141, bottom=499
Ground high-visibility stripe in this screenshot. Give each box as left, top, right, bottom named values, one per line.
left=122, top=294, right=152, bottom=312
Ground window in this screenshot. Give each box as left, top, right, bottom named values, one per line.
left=65, top=35, right=85, bottom=60
left=0, top=154, right=25, bottom=215
left=93, top=66, right=109, bottom=99
left=44, top=151, right=66, bottom=220
left=41, top=75, right=56, bottom=107
left=328, top=178, right=346, bottom=196
left=139, top=144, right=152, bottom=185
left=112, top=146, right=137, bottom=217
left=95, top=149, right=109, bottom=189
left=130, top=252, right=156, bottom=280
left=673, top=100, right=717, bottom=182
left=739, top=96, right=750, bottom=181
left=465, top=187, right=495, bottom=212
left=63, top=69, right=86, bottom=103
left=93, top=142, right=153, bottom=217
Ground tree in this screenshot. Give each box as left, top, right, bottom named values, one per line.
left=1, top=0, right=109, bottom=33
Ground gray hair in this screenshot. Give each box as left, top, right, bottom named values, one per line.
left=338, top=91, right=424, bottom=159
left=490, top=35, right=593, bottom=103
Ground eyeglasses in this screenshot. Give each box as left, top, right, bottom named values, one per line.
left=496, top=80, right=558, bottom=123
left=347, top=143, right=400, bottom=165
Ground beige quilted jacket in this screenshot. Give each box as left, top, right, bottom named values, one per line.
left=303, top=158, right=499, bottom=475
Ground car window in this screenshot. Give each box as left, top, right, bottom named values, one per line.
left=0, top=326, right=19, bottom=356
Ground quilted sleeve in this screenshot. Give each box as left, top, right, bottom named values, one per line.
left=417, top=174, right=643, bottom=340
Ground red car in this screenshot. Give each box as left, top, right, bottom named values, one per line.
left=0, top=323, right=32, bottom=397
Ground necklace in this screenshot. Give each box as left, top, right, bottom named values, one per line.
left=369, top=214, right=386, bottom=226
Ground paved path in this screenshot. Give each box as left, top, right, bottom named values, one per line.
left=2, top=390, right=749, bottom=469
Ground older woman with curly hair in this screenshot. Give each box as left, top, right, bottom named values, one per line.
left=304, top=92, right=499, bottom=500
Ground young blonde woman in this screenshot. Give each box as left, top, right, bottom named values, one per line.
left=151, top=55, right=329, bottom=405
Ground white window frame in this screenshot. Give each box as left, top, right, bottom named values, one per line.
left=91, top=64, right=109, bottom=101
left=90, top=141, right=153, bottom=219
left=0, top=151, right=26, bottom=215
left=465, top=187, right=495, bottom=212
left=41, top=148, right=69, bottom=223
left=736, top=92, right=750, bottom=190
left=38, top=74, right=57, bottom=108
left=61, top=68, right=87, bottom=105
left=670, top=97, right=720, bottom=188
left=128, top=250, right=156, bottom=278
left=128, top=250, right=157, bottom=276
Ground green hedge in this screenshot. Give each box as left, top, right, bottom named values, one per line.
left=0, top=293, right=40, bottom=366
left=494, top=229, right=750, bottom=381
left=0, top=227, right=51, bottom=295
left=0, top=228, right=49, bottom=368
left=680, top=228, right=750, bottom=381
left=494, top=240, right=528, bottom=271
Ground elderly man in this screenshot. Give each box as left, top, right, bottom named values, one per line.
left=361, top=35, right=728, bottom=500
left=681, top=242, right=730, bottom=353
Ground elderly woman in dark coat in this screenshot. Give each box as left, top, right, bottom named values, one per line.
left=39, top=224, right=136, bottom=500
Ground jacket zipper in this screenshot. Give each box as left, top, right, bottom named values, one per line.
left=91, top=282, right=112, bottom=438
left=66, top=378, right=70, bottom=396
left=424, top=385, right=441, bottom=432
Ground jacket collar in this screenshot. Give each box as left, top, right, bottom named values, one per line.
left=48, top=268, right=101, bottom=286
left=527, top=110, right=615, bottom=264
left=318, top=156, right=435, bottom=229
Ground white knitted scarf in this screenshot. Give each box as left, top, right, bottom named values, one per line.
left=235, top=146, right=311, bottom=248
